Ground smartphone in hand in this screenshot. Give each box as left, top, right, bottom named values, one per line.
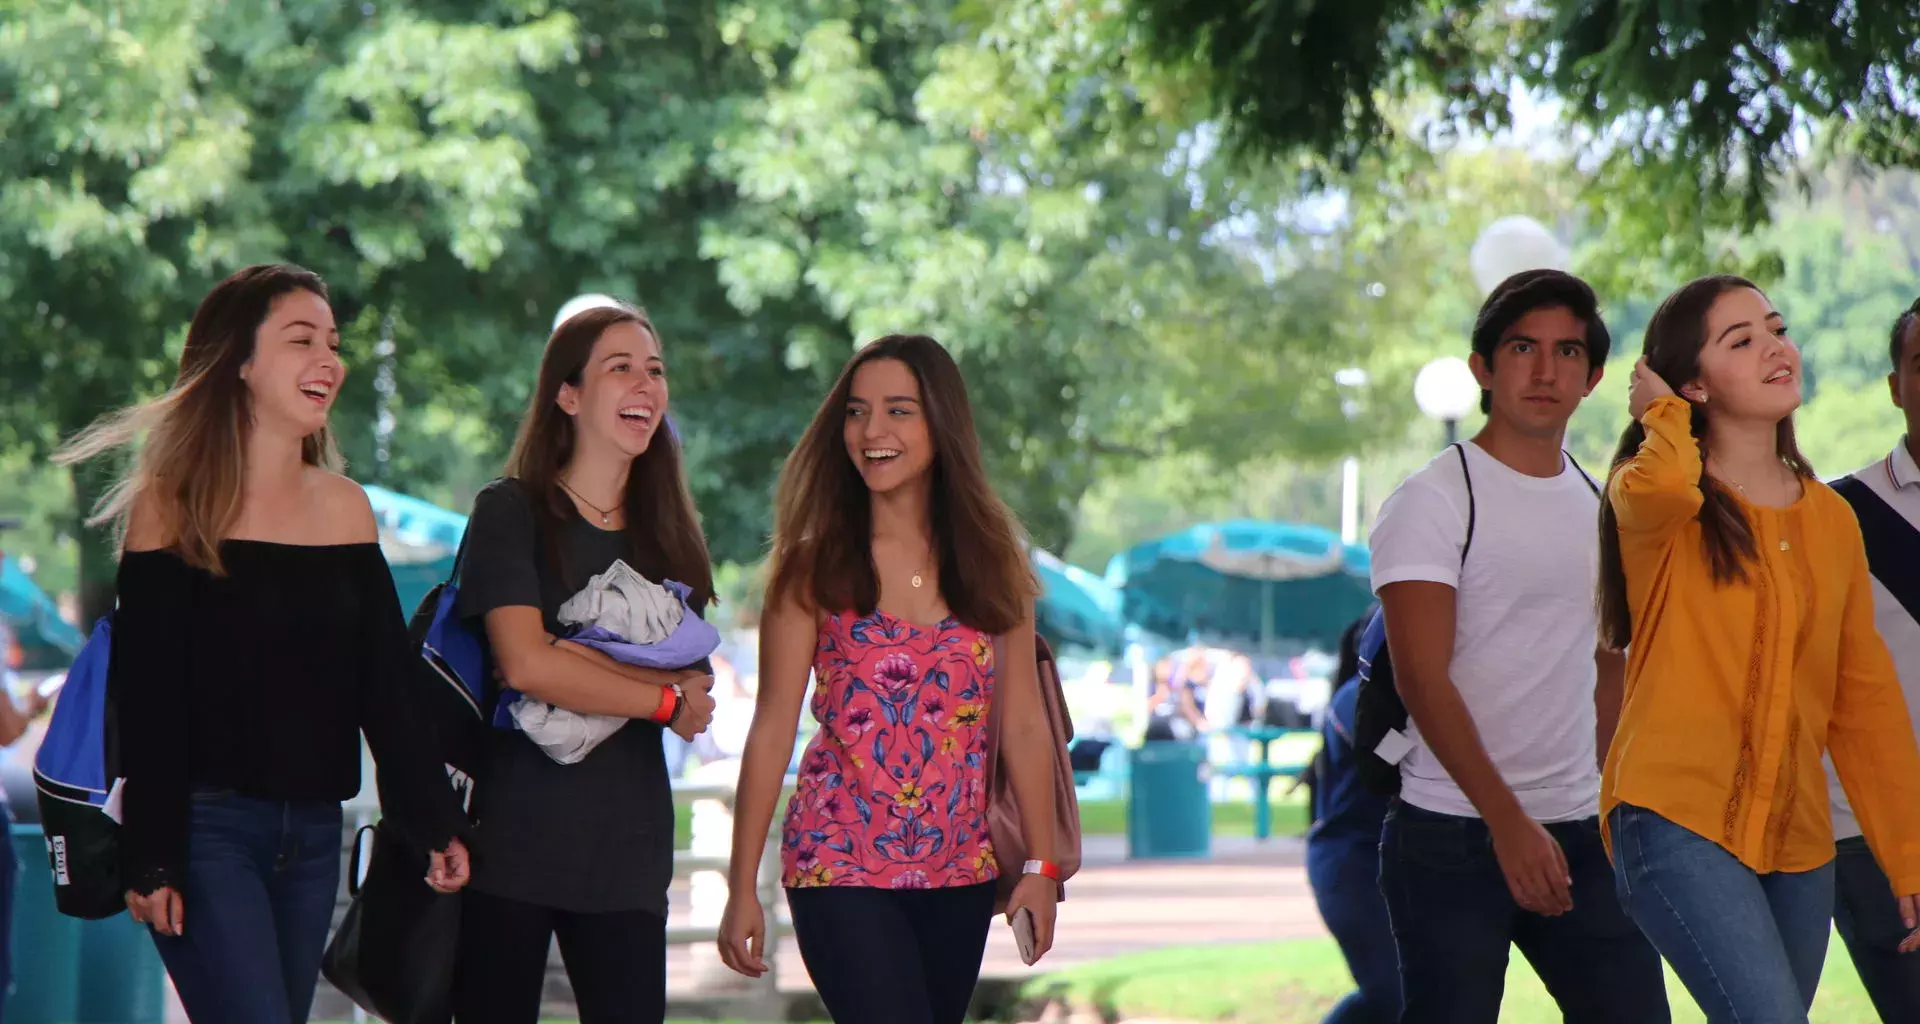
left=1012, top=907, right=1038, bottom=966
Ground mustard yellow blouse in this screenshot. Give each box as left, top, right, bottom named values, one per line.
left=1602, top=396, right=1920, bottom=892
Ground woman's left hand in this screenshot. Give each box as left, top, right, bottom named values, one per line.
left=1005, top=872, right=1059, bottom=964
left=1898, top=894, right=1920, bottom=953
left=427, top=837, right=472, bottom=894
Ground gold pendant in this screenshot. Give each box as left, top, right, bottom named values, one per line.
left=602, top=513, right=611, bottom=526
left=911, top=571, right=923, bottom=589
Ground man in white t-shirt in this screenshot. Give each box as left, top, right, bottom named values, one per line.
left=1368, top=270, right=1667, bottom=1023
left=1826, top=299, right=1920, bottom=1018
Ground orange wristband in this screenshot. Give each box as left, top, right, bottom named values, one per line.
left=651, top=684, right=679, bottom=725
left=1022, top=859, right=1060, bottom=881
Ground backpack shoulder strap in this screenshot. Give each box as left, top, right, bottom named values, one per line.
left=1833, top=474, right=1920, bottom=624
left=1452, top=442, right=1476, bottom=565
left=1564, top=450, right=1601, bottom=495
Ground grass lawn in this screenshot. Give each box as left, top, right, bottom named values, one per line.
left=1020, top=936, right=1880, bottom=1023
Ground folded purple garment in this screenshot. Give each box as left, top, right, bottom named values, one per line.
left=491, top=579, right=721, bottom=729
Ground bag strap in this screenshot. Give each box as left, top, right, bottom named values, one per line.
left=345, top=824, right=376, bottom=898
left=1565, top=450, right=1601, bottom=495
left=1452, top=442, right=1477, bottom=565
left=1833, top=475, right=1920, bottom=624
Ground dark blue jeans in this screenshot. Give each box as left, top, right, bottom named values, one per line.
left=786, top=881, right=996, bottom=1024
left=1379, top=801, right=1669, bottom=1024
left=149, top=791, right=344, bottom=1024
left=1832, top=835, right=1920, bottom=1021
left=1610, top=803, right=1832, bottom=1024
left=1306, top=832, right=1399, bottom=1023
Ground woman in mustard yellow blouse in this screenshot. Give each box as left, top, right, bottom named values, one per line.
left=1598, top=274, right=1920, bottom=1023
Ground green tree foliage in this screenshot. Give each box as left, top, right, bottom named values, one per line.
left=0, top=0, right=1383, bottom=618
left=1127, top=0, right=1920, bottom=286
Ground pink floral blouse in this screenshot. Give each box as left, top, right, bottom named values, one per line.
left=779, top=610, right=998, bottom=889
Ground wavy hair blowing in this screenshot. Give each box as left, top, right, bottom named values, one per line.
left=764, top=334, right=1038, bottom=634
left=503, top=303, right=715, bottom=609
left=54, top=264, right=342, bottom=575
left=1596, top=274, right=1814, bottom=649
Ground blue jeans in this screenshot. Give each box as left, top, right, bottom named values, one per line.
left=1832, top=835, right=1920, bottom=1020
left=1305, top=832, right=1399, bottom=1023
left=1379, top=801, right=1668, bottom=1024
left=149, top=791, right=344, bottom=1024
left=1610, top=803, right=1833, bottom=1024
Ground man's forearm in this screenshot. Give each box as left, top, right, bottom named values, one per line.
left=1401, top=675, right=1527, bottom=825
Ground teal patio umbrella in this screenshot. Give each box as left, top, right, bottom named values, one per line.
left=1105, top=519, right=1372, bottom=653
left=1031, top=547, right=1124, bottom=654
left=0, top=554, right=84, bottom=671
left=363, top=485, right=468, bottom=614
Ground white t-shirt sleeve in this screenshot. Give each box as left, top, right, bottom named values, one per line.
left=1369, top=473, right=1470, bottom=592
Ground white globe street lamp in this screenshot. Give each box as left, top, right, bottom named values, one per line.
left=1415, top=356, right=1480, bottom=445
left=551, top=292, right=625, bottom=333
left=1469, top=215, right=1569, bottom=296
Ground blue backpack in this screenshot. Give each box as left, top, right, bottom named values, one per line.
left=405, top=531, right=492, bottom=815
left=32, top=615, right=125, bottom=919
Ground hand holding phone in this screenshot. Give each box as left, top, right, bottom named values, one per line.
left=1012, top=906, right=1038, bottom=966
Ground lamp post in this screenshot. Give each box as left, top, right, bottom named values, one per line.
left=1333, top=367, right=1368, bottom=544
left=1414, top=356, right=1480, bottom=446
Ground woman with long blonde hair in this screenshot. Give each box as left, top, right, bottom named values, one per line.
left=716, top=334, right=1064, bottom=1024
left=55, top=264, right=471, bottom=1024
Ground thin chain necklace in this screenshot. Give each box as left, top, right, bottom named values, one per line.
left=1710, top=459, right=1793, bottom=551
left=557, top=477, right=618, bottom=526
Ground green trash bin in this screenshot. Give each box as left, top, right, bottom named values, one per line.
left=9, top=823, right=81, bottom=1023
left=75, top=912, right=167, bottom=1024
left=1125, top=741, right=1212, bottom=859
left=7, top=823, right=167, bottom=1024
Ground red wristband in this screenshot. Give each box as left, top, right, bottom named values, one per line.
left=651, top=684, right=679, bottom=725
left=1022, top=859, right=1060, bottom=881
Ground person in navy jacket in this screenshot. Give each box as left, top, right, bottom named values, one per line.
left=1306, top=609, right=1399, bottom=1023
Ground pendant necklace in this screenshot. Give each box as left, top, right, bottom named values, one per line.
left=911, top=565, right=927, bottom=589
left=558, top=478, right=617, bottom=526
left=1718, top=467, right=1791, bottom=551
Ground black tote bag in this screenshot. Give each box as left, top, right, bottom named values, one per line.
left=322, top=821, right=460, bottom=1024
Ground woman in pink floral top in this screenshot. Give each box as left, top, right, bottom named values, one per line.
left=782, top=611, right=999, bottom=890
left=717, top=335, right=1065, bottom=1024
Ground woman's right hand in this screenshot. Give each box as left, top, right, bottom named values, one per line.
left=671, top=677, right=717, bottom=741
left=127, top=886, right=184, bottom=936
left=1627, top=356, right=1676, bottom=421
left=716, top=894, right=769, bottom=977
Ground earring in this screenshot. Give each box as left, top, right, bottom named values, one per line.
left=1697, top=392, right=1707, bottom=402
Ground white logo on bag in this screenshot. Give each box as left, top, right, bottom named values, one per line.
left=446, top=764, right=474, bottom=813
left=49, top=836, right=70, bottom=886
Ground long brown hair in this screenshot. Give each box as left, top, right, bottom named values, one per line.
left=503, top=303, right=715, bottom=609
left=1597, top=274, right=1814, bottom=648
left=764, top=334, right=1038, bottom=634
left=54, top=264, right=343, bottom=574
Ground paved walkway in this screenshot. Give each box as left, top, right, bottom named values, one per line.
left=664, top=833, right=1325, bottom=1001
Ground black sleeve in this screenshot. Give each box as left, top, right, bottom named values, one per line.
left=112, top=551, right=196, bottom=896
left=352, top=545, right=470, bottom=855
left=455, top=479, right=542, bottom=621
